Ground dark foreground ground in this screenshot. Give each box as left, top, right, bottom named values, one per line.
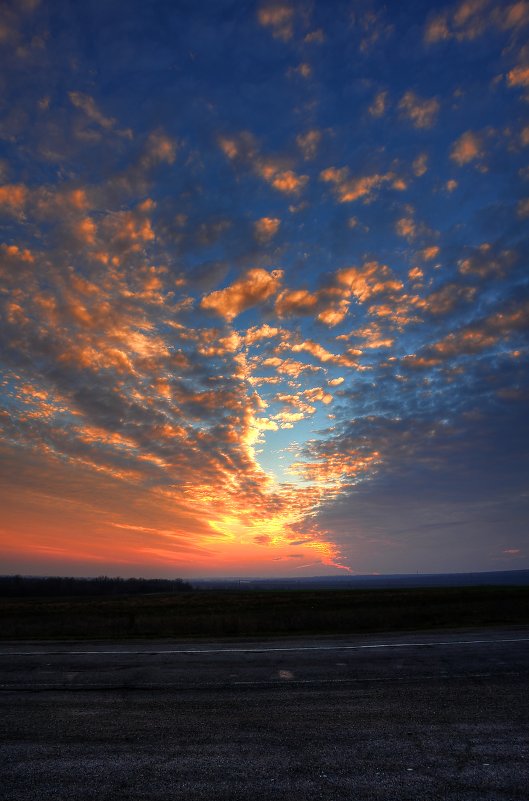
left=1, top=627, right=529, bottom=800
left=2, top=585, right=529, bottom=639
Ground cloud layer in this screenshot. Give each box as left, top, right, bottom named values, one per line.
left=0, top=0, right=528, bottom=576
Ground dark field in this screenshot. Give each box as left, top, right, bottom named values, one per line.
left=1, top=585, right=528, bottom=640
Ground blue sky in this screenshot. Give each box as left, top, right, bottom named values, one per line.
left=0, top=0, right=528, bottom=576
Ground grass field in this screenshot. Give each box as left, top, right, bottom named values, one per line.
left=1, top=585, right=528, bottom=640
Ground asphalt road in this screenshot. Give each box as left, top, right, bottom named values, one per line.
left=1, top=628, right=529, bottom=800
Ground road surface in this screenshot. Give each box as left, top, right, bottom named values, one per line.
left=1, top=627, right=529, bottom=800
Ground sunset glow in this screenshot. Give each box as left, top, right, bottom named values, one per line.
left=0, top=0, right=528, bottom=577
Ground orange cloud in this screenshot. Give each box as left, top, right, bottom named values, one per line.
left=424, top=14, right=451, bottom=42
left=336, top=261, right=404, bottom=302
left=265, top=167, right=308, bottom=194
left=288, top=62, right=312, bottom=79
left=219, top=132, right=308, bottom=195
left=406, top=298, right=529, bottom=366
left=296, top=129, right=322, bottom=160
left=425, top=0, right=528, bottom=43
left=0, top=184, right=28, bottom=216
left=254, top=216, right=281, bottom=243
left=275, top=288, right=318, bottom=316
left=291, top=448, right=381, bottom=487
left=320, top=167, right=394, bottom=203
left=415, top=283, right=476, bottom=315
left=368, top=90, right=388, bottom=117
left=420, top=245, right=440, bottom=261
left=0, top=243, right=34, bottom=263
left=305, top=27, right=325, bottom=43
left=316, top=300, right=350, bottom=327
left=517, top=198, right=529, bottom=217
left=201, top=268, right=283, bottom=321
left=69, top=91, right=116, bottom=130
left=290, top=339, right=352, bottom=366
left=395, top=217, right=416, bottom=240
left=412, top=153, right=429, bottom=176
left=243, top=324, right=284, bottom=345
left=507, top=65, right=529, bottom=88
left=274, top=286, right=350, bottom=327
left=257, top=3, right=294, bottom=41
left=262, top=356, right=321, bottom=377
left=458, top=243, right=516, bottom=276
left=450, top=130, right=484, bottom=164
left=399, top=91, right=440, bottom=128
left=141, top=130, right=177, bottom=167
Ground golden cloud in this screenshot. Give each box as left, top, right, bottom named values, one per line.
left=200, top=268, right=283, bottom=321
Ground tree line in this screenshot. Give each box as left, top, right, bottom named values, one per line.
left=0, top=575, right=193, bottom=597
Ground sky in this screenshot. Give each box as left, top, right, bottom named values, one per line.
left=0, top=0, right=528, bottom=578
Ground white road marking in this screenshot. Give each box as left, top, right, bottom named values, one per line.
left=1, top=636, right=529, bottom=656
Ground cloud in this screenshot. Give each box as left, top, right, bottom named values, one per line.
left=274, top=285, right=351, bottom=327
left=69, top=92, right=116, bottom=131
left=353, top=6, right=394, bottom=54
left=0, top=183, right=28, bottom=216
left=420, top=246, right=440, bottom=261
left=507, top=65, right=529, bottom=88
left=265, top=168, right=308, bottom=194
left=458, top=242, right=517, bottom=277
left=288, top=62, right=312, bottom=79
left=275, top=288, right=318, bottom=316
left=518, top=198, right=529, bottom=217
left=408, top=267, right=423, bottom=281
left=406, top=298, right=529, bottom=365
left=395, top=216, right=416, bottom=240
left=398, top=91, right=440, bottom=129
left=450, top=130, right=484, bottom=164
left=412, top=153, right=429, bottom=176
left=219, top=132, right=308, bottom=195
left=335, top=262, right=404, bottom=302
left=320, top=166, right=395, bottom=203
left=254, top=216, right=281, bottom=243
left=368, top=90, right=388, bottom=117
left=425, top=0, right=529, bottom=43
left=296, top=129, right=322, bottom=160
left=243, top=324, right=285, bottom=346
left=257, top=3, right=294, bottom=41
left=415, top=282, right=477, bottom=315
left=289, top=339, right=359, bottom=367
left=200, top=268, right=283, bottom=321
left=140, top=130, right=177, bottom=167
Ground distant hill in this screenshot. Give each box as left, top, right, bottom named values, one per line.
left=190, top=570, right=529, bottom=591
